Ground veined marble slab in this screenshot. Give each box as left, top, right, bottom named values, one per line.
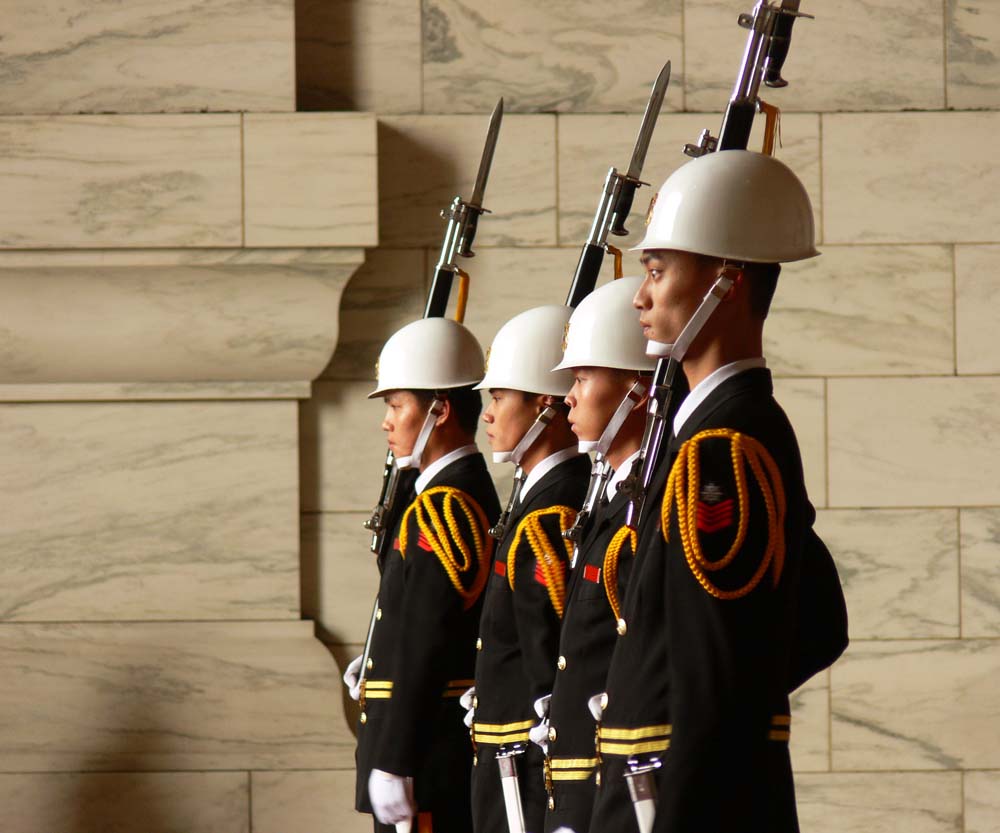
left=831, top=640, right=1000, bottom=770
left=0, top=382, right=310, bottom=402
left=377, top=115, right=557, bottom=248
left=766, top=246, right=954, bottom=377
left=421, top=0, right=682, bottom=113
left=815, top=509, right=959, bottom=639
left=947, top=1, right=1000, bottom=109
left=827, top=377, right=1000, bottom=507
left=791, top=670, right=830, bottom=773
left=823, top=112, right=1000, bottom=245
left=965, top=771, right=1000, bottom=833
left=0, top=621, right=351, bottom=771
left=556, top=113, right=820, bottom=248
left=244, top=113, right=378, bottom=248
left=253, top=770, right=368, bottom=833
left=296, top=0, right=422, bottom=113
left=0, top=0, right=294, bottom=114
left=685, top=0, right=945, bottom=112
left=772, top=378, right=826, bottom=508
left=0, top=772, right=248, bottom=833
left=796, top=772, right=962, bottom=833
left=0, top=115, right=241, bottom=248
left=956, top=245, right=1000, bottom=374
left=959, top=509, right=1000, bottom=638
left=0, top=401, right=298, bottom=621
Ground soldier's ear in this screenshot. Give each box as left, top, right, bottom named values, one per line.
left=434, top=396, right=452, bottom=427
left=539, top=394, right=558, bottom=413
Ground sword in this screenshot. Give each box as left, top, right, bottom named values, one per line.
left=496, top=743, right=528, bottom=833
left=623, top=756, right=662, bottom=833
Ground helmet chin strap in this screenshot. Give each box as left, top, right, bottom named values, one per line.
left=577, top=381, right=647, bottom=456
left=396, top=396, right=447, bottom=471
left=644, top=266, right=738, bottom=363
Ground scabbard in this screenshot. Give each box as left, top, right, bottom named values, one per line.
left=496, top=745, right=527, bottom=833
left=623, top=758, right=661, bottom=833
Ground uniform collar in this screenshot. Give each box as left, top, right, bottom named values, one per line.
left=415, top=444, right=478, bottom=494
left=673, top=357, right=766, bottom=437
left=520, top=446, right=582, bottom=504
left=605, top=449, right=641, bottom=502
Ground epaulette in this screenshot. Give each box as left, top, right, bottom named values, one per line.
left=603, top=525, right=637, bottom=625
left=662, top=428, right=786, bottom=600
left=399, top=486, right=494, bottom=610
left=507, top=505, right=576, bottom=617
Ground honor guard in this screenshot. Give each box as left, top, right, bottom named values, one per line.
left=539, top=276, right=680, bottom=833
left=348, top=316, right=501, bottom=833
left=591, top=150, right=836, bottom=833
left=466, top=305, right=590, bottom=833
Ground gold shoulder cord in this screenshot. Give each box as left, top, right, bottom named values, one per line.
left=662, top=428, right=786, bottom=600
left=399, top=486, right=494, bottom=610
left=602, top=525, right=637, bottom=623
left=506, top=505, right=576, bottom=618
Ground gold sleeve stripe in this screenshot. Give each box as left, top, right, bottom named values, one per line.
left=473, top=719, right=535, bottom=733
left=399, top=486, right=494, bottom=610
left=603, top=525, right=637, bottom=623
left=506, top=505, right=577, bottom=618
left=598, top=724, right=671, bottom=740
left=550, top=770, right=595, bottom=781
left=662, top=428, right=787, bottom=600
left=598, top=738, right=671, bottom=756
left=548, top=757, right=599, bottom=769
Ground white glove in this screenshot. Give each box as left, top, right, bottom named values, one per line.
left=368, top=769, right=415, bottom=825
left=588, top=692, right=606, bottom=722
left=551, top=828, right=578, bottom=833
left=533, top=693, right=552, bottom=719
left=343, top=654, right=363, bottom=702
left=529, top=718, right=550, bottom=754
left=459, top=686, right=476, bottom=728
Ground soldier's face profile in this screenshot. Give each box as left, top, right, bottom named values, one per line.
left=635, top=249, right=712, bottom=343
left=380, top=390, right=426, bottom=457
left=565, top=367, right=634, bottom=442
left=482, top=388, right=541, bottom=453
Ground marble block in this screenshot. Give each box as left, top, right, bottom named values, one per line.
left=253, top=770, right=369, bottom=833
left=791, top=670, right=829, bottom=774
left=0, top=772, right=248, bottom=833
left=772, top=378, right=826, bottom=508
left=377, top=114, right=557, bottom=248
left=685, top=0, right=945, bottom=112
left=0, top=621, right=352, bottom=771
left=0, top=0, right=294, bottom=114
left=965, top=771, right=1000, bottom=833
left=956, top=245, right=1000, bottom=374
left=823, top=112, right=1000, bottom=245
left=947, top=1, right=1000, bottom=109
left=557, top=113, right=820, bottom=248
left=0, top=115, right=241, bottom=248
left=796, top=772, right=962, bottom=833
left=244, top=113, right=378, bottom=248
left=766, top=246, right=954, bottom=377
left=959, top=509, right=1000, bottom=637
left=421, top=0, right=682, bottom=113
left=0, top=401, right=298, bottom=621
left=815, top=509, right=959, bottom=639
left=296, top=0, right=422, bottom=113
left=831, top=640, right=1000, bottom=770
left=827, top=377, right=1000, bottom=507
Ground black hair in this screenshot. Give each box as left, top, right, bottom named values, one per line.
left=414, top=386, right=482, bottom=436
left=694, top=254, right=781, bottom=320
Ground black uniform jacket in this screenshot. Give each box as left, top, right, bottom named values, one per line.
left=355, top=451, right=500, bottom=816
left=471, top=452, right=590, bottom=833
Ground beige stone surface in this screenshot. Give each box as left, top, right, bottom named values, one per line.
left=767, top=245, right=954, bottom=377
left=796, top=772, right=962, bottom=833
left=253, top=770, right=368, bottom=833
left=244, top=113, right=378, bottom=248
left=0, top=382, right=310, bottom=402
left=959, top=509, right=1000, bottom=638
left=296, top=0, right=422, bottom=113
left=947, top=1, right=1000, bottom=109
left=0, top=772, right=249, bottom=833
left=0, top=621, right=351, bottom=771
left=0, top=401, right=298, bottom=621
left=831, top=640, right=1000, bottom=770
left=0, top=115, right=242, bottom=248
left=956, top=245, right=1000, bottom=374
left=0, top=248, right=358, bottom=384
left=815, top=509, right=959, bottom=639
left=0, top=0, right=294, bottom=115
left=421, top=0, right=682, bottom=113
left=827, top=377, right=1000, bottom=507
left=772, top=377, right=826, bottom=508
left=790, top=670, right=829, bottom=773
left=685, top=0, right=945, bottom=112
left=823, top=112, right=1000, bottom=245
left=965, top=771, right=1000, bottom=833
left=377, top=114, right=557, bottom=248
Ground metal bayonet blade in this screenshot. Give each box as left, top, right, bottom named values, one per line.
left=470, top=97, right=504, bottom=209
left=625, top=61, right=671, bottom=181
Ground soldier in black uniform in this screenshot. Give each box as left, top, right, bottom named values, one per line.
left=466, top=305, right=590, bottom=833
left=590, top=150, right=842, bottom=833
left=348, top=316, right=501, bottom=833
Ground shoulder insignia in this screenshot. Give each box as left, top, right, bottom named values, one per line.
left=603, top=525, right=637, bottom=623
left=507, top=505, right=576, bottom=618
left=399, top=486, right=494, bottom=609
left=661, top=428, right=786, bottom=600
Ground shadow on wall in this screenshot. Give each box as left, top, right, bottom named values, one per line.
left=296, top=0, right=357, bottom=111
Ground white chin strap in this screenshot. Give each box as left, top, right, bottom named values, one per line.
left=644, top=269, right=736, bottom=363
left=396, top=397, right=446, bottom=470
left=493, top=406, right=558, bottom=466
left=578, top=381, right=647, bottom=456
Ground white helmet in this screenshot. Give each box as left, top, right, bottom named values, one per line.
left=632, top=150, right=818, bottom=263
left=369, top=317, right=485, bottom=398
left=554, top=277, right=655, bottom=372
left=476, top=305, right=574, bottom=397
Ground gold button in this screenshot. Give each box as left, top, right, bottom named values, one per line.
left=596, top=770, right=602, bottom=787
left=472, top=695, right=479, bottom=708
left=360, top=712, right=367, bottom=724
left=366, top=658, right=374, bottom=671
left=548, top=727, right=557, bottom=742
left=473, top=753, right=478, bottom=766
left=375, top=608, right=382, bottom=621
left=557, top=655, right=567, bottom=671
left=548, top=797, right=555, bottom=810
left=600, top=692, right=608, bottom=710
left=476, top=637, right=483, bottom=651
left=617, top=618, right=627, bottom=636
